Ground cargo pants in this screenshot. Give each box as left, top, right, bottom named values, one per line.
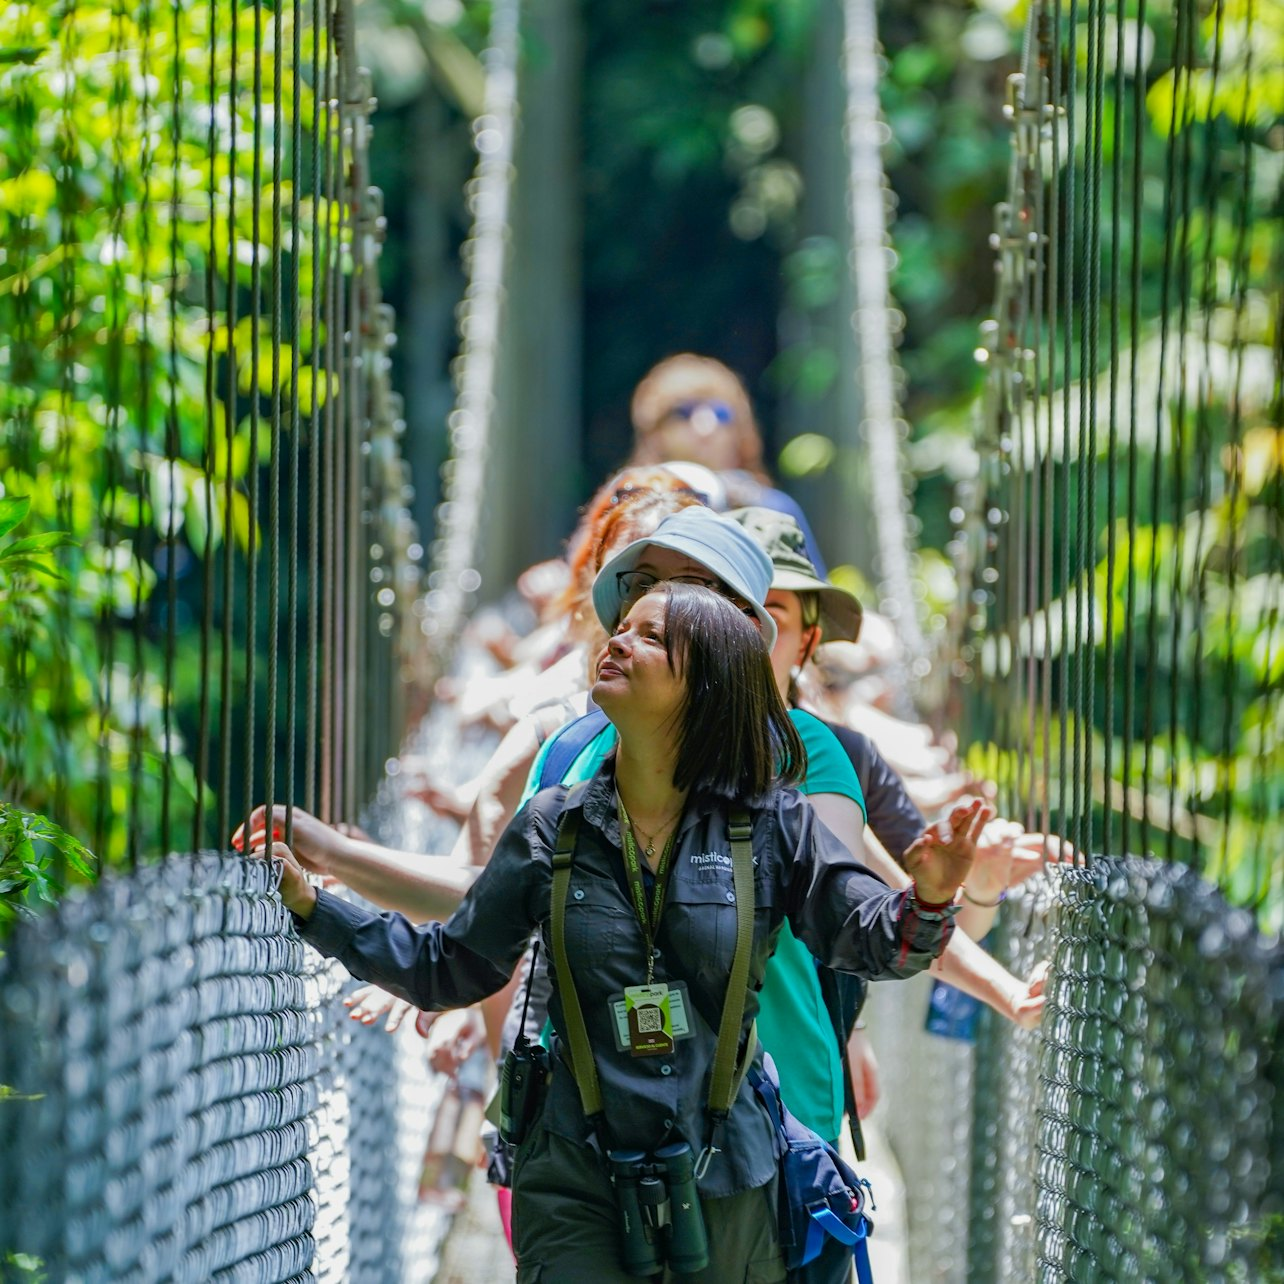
left=511, top=1117, right=787, bottom=1283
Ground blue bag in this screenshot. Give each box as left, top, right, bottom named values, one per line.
left=749, top=1055, right=875, bottom=1283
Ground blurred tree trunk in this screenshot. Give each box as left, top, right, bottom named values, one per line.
left=784, top=0, right=876, bottom=582
left=482, top=0, right=583, bottom=593
left=402, top=87, right=464, bottom=542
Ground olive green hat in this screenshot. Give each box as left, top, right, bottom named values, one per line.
left=728, top=506, right=863, bottom=644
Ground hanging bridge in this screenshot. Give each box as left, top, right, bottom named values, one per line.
left=0, top=0, right=1279, bottom=1280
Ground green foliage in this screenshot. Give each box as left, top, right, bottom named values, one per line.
left=0, top=1254, right=46, bottom=1283
left=0, top=0, right=336, bottom=865
left=0, top=801, right=94, bottom=933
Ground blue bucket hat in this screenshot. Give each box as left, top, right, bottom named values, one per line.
left=592, top=505, right=778, bottom=649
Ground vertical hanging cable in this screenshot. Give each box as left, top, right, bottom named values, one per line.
left=264, top=0, right=287, bottom=830
left=4, top=1, right=37, bottom=826
left=242, top=0, right=265, bottom=841
left=1186, top=0, right=1228, bottom=878
left=305, top=0, right=325, bottom=818
left=194, top=0, right=219, bottom=851
left=52, top=0, right=81, bottom=857
left=341, top=30, right=363, bottom=823
left=417, top=0, right=521, bottom=687
left=1101, top=0, right=1128, bottom=860
left=1078, top=0, right=1105, bottom=858
left=97, top=0, right=130, bottom=862
left=218, top=0, right=241, bottom=847
left=1022, top=14, right=1053, bottom=839
left=1163, top=0, right=1198, bottom=864
left=319, top=3, right=339, bottom=821
left=162, top=0, right=183, bottom=855
left=841, top=0, right=926, bottom=674
left=331, top=0, right=350, bottom=821
left=1120, top=0, right=1149, bottom=859
left=1055, top=0, right=1076, bottom=843
left=1217, top=0, right=1254, bottom=873
left=1143, top=0, right=1190, bottom=858
left=284, top=0, right=305, bottom=847
left=1037, top=0, right=1059, bottom=842
left=129, top=0, right=156, bottom=870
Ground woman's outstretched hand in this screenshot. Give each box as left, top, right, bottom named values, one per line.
left=232, top=804, right=346, bottom=879
left=903, top=799, right=994, bottom=905
left=248, top=840, right=318, bottom=919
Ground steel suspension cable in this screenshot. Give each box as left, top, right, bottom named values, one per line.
left=1187, top=0, right=1229, bottom=878
left=1120, top=0, right=1149, bottom=860
left=1217, top=0, right=1255, bottom=872
left=129, top=0, right=155, bottom=869
left=96, top=0, right=129, bottom=863
left=331, top=0, right=351, bottom=823
left=1057, top=0, right=1077, bottom=843
left=1164, top=0, right=1198, bottom=864
left=1040, top=0, right=1063, bottom=843
left=52, top=0, right=81, bottom=854
left=217, top=1, right=241, bottom=848
left=417, top=0, right=520, bottom=687
left=242, top=0, right=265, bottom=845
left=841, top=0, right=927, bottom=671
left=304, top=0, right=324, bottom=818
left=195, top=0, right=219, bottom=852
left=1078, top=0, right=1106, bottom=858
left=1141, top=0, right=1190, bottom=858
left=284, top=0, right=305, bottom=848
left=263, top=0, right=286, bottom=835
left=319, top=6, right=338, bottom=820
left=163, top=0, right=183, bottom=855
left=1102, top=0, right=1130, bottom=859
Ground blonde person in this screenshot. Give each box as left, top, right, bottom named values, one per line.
left=628, top=353, right=828, bottom=575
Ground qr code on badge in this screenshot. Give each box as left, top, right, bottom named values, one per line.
left=636, top=1005, right=663, bottom=1034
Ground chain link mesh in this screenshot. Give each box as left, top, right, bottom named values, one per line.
left=0, top=854, right=442, bottom=1281
left=870, top=862, right=1281, bottom=1283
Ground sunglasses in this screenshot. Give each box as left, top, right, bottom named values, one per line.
left=666, top=399, right=735, bottom=426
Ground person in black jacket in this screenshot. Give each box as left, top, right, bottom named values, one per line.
left=257, top=576, right=988, bottom=1283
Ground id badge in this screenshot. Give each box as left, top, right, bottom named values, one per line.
left=610, top=982, right=692, bottom=1056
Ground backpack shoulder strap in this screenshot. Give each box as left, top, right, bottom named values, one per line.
left=547, top=782, right=603, bottom=1123
left=706, top=806, right=757, bottom=1115
left=539, top=708, right=611, bottom=789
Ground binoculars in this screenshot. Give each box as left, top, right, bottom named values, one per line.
left=608, top=1142, right=709, bottom=1276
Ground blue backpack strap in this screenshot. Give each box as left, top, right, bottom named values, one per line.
left=538, top=707, right=610, bottom=789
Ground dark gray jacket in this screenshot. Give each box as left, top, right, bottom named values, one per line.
left=298, top=762, right=955, bottom=1197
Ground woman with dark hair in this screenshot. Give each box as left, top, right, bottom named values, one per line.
left=258, top=581, right=986, bottom=1282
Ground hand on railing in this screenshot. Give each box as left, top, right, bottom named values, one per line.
left=233, top=804, right=346, bottom=881
left=903, top=799, right=994, bottom=905
left=1005, top=960, right=1050, bottom=1030
left=345, top=983, right=416, bottom=1032
left=247, top=839, right=317, bottom=919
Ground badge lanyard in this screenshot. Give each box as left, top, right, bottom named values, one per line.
left=617, top=793, right=680, bottom=987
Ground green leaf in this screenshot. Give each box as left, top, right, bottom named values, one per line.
left=0, top=557, right=67, bottom=584
left=0, top=497, right=30, bottom=541
left=0, top=532, right=75, bottom=558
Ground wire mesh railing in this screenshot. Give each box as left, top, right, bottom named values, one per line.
left=0, top=0, right=451, bottom=1277
left=0, top=852, right=430, bottom=1281
left=0, top=0, right=422, bottom=870
left=883, top=0, right=1284, bottom=1277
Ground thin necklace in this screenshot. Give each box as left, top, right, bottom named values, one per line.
left=617, top=791, right=684, bottom=861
